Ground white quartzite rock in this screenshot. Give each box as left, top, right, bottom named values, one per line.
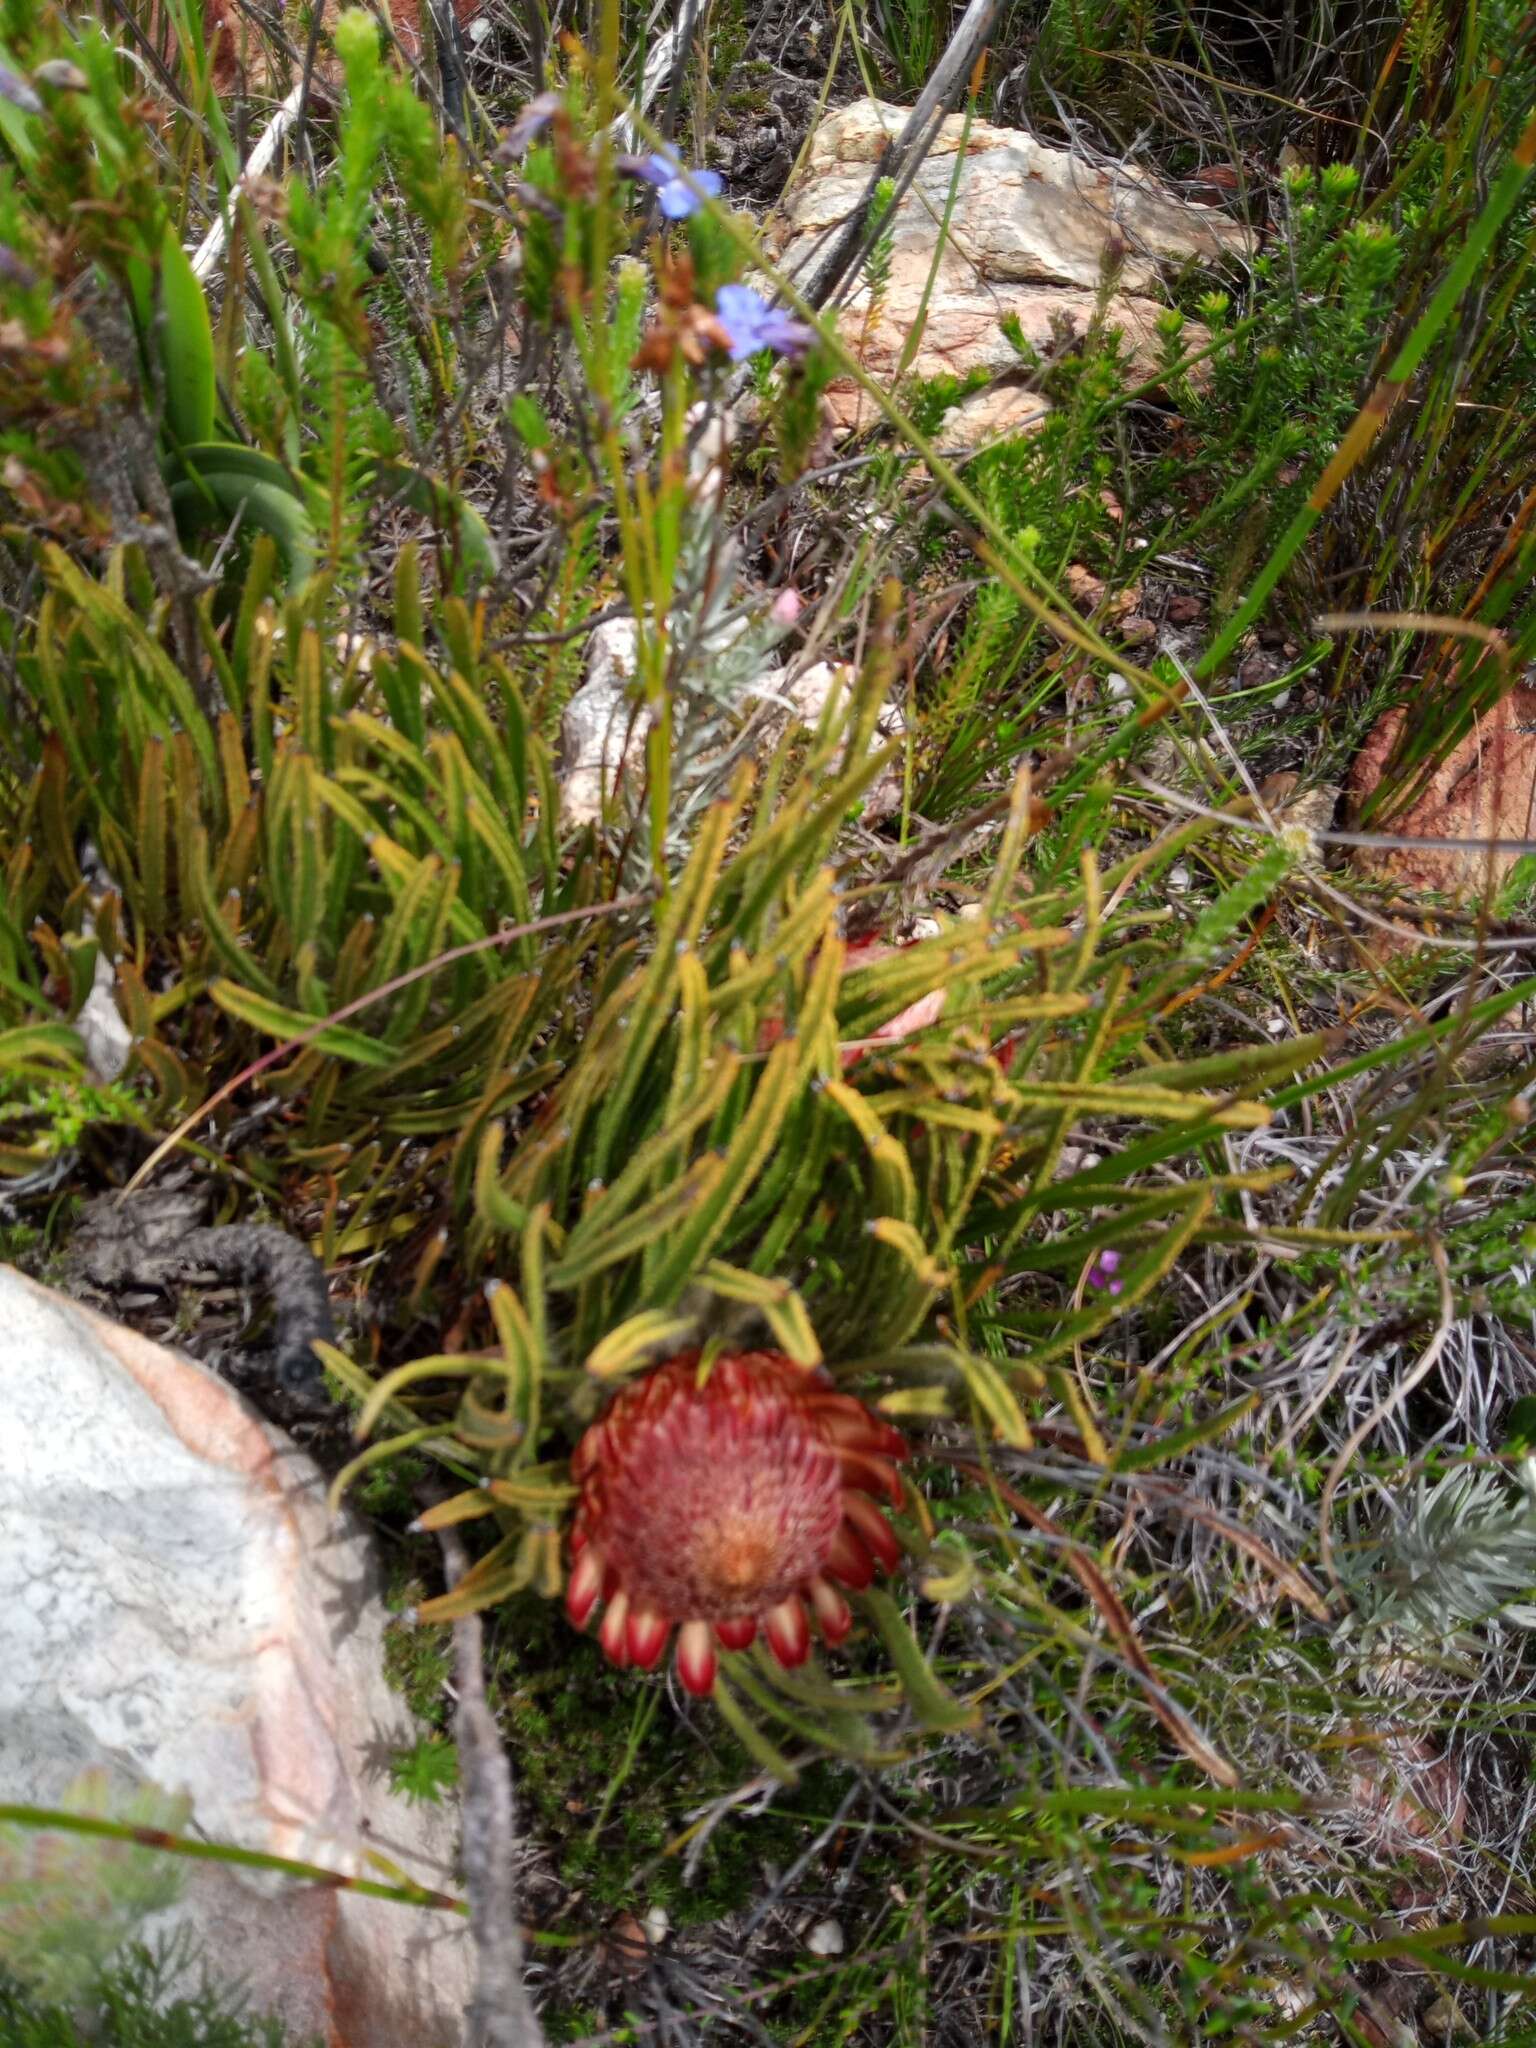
left=771, top=97, right=1250, bottom=434
left=781, top=659, right=906, bottom=824
left=0, top=1267, right=472, bottom=2048
left=560, top=616, right=652, bottom=828
left=560, top=634, right=907, bottom=831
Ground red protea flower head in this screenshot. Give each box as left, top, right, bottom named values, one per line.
left=565, top=1350, right=908, bottom=1697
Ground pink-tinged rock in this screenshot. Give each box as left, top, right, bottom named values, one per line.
left=831, top=375, right=1052, bottom=444
left=1346, top=688, right=1536, bottom=899
left=769, top=98, right=1249, bottom=428
left=937, top=381, right=1051, bottom=448
left=0, top=1268, right=472, bottom=2048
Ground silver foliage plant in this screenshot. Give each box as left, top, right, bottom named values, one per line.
left=1346, top=1458, right=1536, bottom=1647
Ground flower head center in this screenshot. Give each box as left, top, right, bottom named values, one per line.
left=699, top=1505, right=784, bottom=1605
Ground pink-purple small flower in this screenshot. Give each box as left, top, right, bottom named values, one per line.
left=1088, top=1248, right=1123, bottom=1295
left=714, top=285, right=814, bottom=363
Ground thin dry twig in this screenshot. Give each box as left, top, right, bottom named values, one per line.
left=796, top=0, right=1001, bottom=310
left=439, top=1523, right=546, bottom=2048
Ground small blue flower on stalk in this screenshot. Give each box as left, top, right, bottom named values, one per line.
left=633, top=146, right=723, bottom=220
left=713, top=284, right=814, bottom=363
left=1087, top=1248, right=1123, bottom=1296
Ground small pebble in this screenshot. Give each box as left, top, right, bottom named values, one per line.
left=1168, top=864, right=1191, bottom=891
left=806, top=1918, right=845, bottom=1957
left=1265, top=1016, right=1286, bottom=1036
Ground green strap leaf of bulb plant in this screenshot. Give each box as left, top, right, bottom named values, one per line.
left=376, top=463, right=500, bottom=585
left=171, top=445, right=317, bottom=591
left=156, top=220, right=216, bottom=449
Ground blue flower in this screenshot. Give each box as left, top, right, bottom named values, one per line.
left=713, top=284, right=814, bottom=363
left=634, top=146, right=723, bottom=220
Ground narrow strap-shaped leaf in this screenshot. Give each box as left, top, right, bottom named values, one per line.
left=1006, top=1078, right=1269, bottom=1129
left=0, top=1022, right=83, bottom=1080
left=707, top=869, right=837, bottom=1015
left=135, top=736, right=168, bottom=932
left=985, top=761, right=1038, bottom=921
left=412, top=1534, right=534, bottom=1623
left=747, top=1098, right=840, bottom=1276
left=665, top=947, right=712, bottom=1122
left=821, top=1079, right=918, bottom=1228
left=210, top=981, right=395, bottom=1068
left=709, top=1672, right=800, bottom=1784
left=1134, top=1030, right=1336, bottom=1092
left=354, top=1355, right=485, bottom=1439
left=548, top=1156, right=727, bottom=1290
left=327, top=1425, right=445, bottom=1513
left=585, top=1309, right=700, bottom=1380
left=487, top=1277, right=543, bottom=1400
left=1004, top=1189, right=1213, bottom=1375
left=952, top=1346, right=1034, bottom=1448
left=409, top=1485, right=501, bottom=1531
left=733, top=1654, right=891, bottom=1762
left=699, top=1261, right=822, bottom=1366
left=644, top=1037, right=804, bottom=1300
left=580, top=1052, right=740, bottom=1228
left=157, top=219, right=216, bottom=447
left=588, top=797, right=738, bottom=1183
left=184, top=824, right=283, bottom=1001
left=42, top=548, right=219, bottom=790
left=857, top=1588, right=979, bottom=1733
left=486, top=1468, right=578, bottom=1512
left=473, top=1120, right=530, bottom=1237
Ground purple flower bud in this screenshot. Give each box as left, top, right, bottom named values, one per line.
left=0, top=245, right=38, bottom=290
left=0, top=64, right=42, bottom=115
left=713, top=283, right=813, bottom=363
left=498, top=91, right=562, bottom=157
